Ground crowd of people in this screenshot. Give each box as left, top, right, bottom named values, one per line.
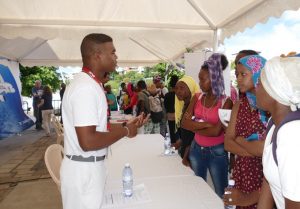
left=30, top=33, right=300, bottom=209
left=101, top=75, right=172, bottom=136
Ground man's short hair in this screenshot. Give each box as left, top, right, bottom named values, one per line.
left=80, top=33, right=113, bottom=60
left=120, top=82, right=126, bottom=88
left=137, top=80, right=147, bottom=90
left=169, top=75, right=179, bottom=88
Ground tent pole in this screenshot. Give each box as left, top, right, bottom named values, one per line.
left=165, top=63, right=169, bottom=82
left=213, top=29, right=221, bottom=52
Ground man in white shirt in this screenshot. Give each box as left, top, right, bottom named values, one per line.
left=60, top=33, right=148, bottom=209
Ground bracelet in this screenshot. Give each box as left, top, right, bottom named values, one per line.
left=123, top=126, right=130, bottom=137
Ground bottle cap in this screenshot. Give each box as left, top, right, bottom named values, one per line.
left=125, top=163, right=130, bottom=167
left=229, top=179, right=235, bottom=186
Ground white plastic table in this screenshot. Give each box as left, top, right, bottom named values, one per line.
left=103, top=134, right=223, bottom=209
left=105, top=134, right=193, bottom=181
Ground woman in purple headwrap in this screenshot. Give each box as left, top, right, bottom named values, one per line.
left=224, top=55, right=268, bottom=209
left=181, top=53, right=233, bottom=198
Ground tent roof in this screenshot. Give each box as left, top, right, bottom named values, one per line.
left=0, top=0, right=299, bottom=67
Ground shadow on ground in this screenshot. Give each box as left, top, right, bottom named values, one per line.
left=0, top=127, right=62, bottom=209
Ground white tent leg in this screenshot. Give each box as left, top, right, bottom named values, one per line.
left=213, top=29, right=222, bottom=52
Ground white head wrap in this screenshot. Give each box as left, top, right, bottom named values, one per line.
left=261, top=56, right=300, bottom=111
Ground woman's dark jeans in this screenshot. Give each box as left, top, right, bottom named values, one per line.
left=189, top=140, right=228, bottom=198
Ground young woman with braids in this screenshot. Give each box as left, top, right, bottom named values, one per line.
left=181, top=53, right=233, bottom=198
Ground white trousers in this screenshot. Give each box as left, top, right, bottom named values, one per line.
left=60, top=157, right=106, bottom=209
left=41, top=109, right=53, bottom=134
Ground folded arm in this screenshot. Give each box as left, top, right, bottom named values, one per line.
left=224, top=101, right=253, bottom=157
left=195, top=98, right=233, bottom=137
left=235, top=137, right=265, bottom=157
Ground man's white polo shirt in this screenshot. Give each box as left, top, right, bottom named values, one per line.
left=62, top=72, right=108, bottom=157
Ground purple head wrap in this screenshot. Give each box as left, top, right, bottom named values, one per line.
left=202, top=53, right=225, bottom=98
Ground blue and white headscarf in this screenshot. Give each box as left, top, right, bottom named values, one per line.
left=239, top=55, right=268, bottom=128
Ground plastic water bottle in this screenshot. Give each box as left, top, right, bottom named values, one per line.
left=224, top=179, right=236, bottom=209
left=164, top=133, right=171, bottom=154
left=122, top=163, right=133, bottom=197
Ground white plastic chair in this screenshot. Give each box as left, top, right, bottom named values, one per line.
left=51, top=114, right=63, bottom=134
left=44, top=144, right=64, bottom=192
left=56, top=134, right=64, bottom=145
left=51, top=114, right=64, bottom=144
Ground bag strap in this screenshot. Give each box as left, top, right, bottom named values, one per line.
left=270, top=110, right=300, bottom=166
left=195, top=93, right=203, bottom=102
left=142, top=90, right=150, bottom=97
left=266, top=118, right=274, bottom=136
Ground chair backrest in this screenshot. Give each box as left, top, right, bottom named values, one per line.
left=51, top=114, right=64, bottom=136
left=56, top=134, right=64, bottom=145
left=44, top=144, right=64, bottom=192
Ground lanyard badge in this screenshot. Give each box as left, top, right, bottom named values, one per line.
left=82, top=67, right=111, bottom=130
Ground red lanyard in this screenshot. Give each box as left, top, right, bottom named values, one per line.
left=82, top=67, right=111, bottom=130
left=82, top=67, right=103, bottom=88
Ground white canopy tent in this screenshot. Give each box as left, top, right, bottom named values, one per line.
left=0, top=0, right=299, bottom=67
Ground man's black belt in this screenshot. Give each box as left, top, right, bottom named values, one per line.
left=66, top=155, right=105, bottom=162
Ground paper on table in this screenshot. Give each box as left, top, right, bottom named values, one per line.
left=102, top=184, right=151, bottom=208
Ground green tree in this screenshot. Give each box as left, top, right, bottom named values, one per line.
left=145, top=62, right=184, bottom=88
left=152, top=63, right=168, bottom=78
left=19, top=65, right=61, bottom=97
left=107, top=62, right=184, bottom=94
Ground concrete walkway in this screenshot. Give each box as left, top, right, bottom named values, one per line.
left=0, top=127, right=62, bottom=209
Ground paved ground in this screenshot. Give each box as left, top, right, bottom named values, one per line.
left=0, top=127, right=62, bottom=208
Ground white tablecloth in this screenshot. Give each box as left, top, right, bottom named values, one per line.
left=105, top=134, right=193, bottom=181
left=104, top=134, right=223, bottom=209
left=104, top=175, right=223, bottom=209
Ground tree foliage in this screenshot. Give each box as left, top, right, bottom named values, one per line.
left=19, top=65, right=61, bottom=97
left=145, top=62, right=185, bottom=88
left=19, top=61, right=184, bottom=98
left=106, top=62, right=184, bottom=94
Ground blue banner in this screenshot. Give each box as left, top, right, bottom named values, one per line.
left=0, top=64, right=34, bottom=139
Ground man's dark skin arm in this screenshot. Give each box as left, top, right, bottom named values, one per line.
left=76, top=125, right=128, bottom=151
left=76, top=115, right=148, bottom=151
left=285, top=198, right=300, bottom=209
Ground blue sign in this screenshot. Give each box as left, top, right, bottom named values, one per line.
left=0, top=64, right=34, bottom=139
